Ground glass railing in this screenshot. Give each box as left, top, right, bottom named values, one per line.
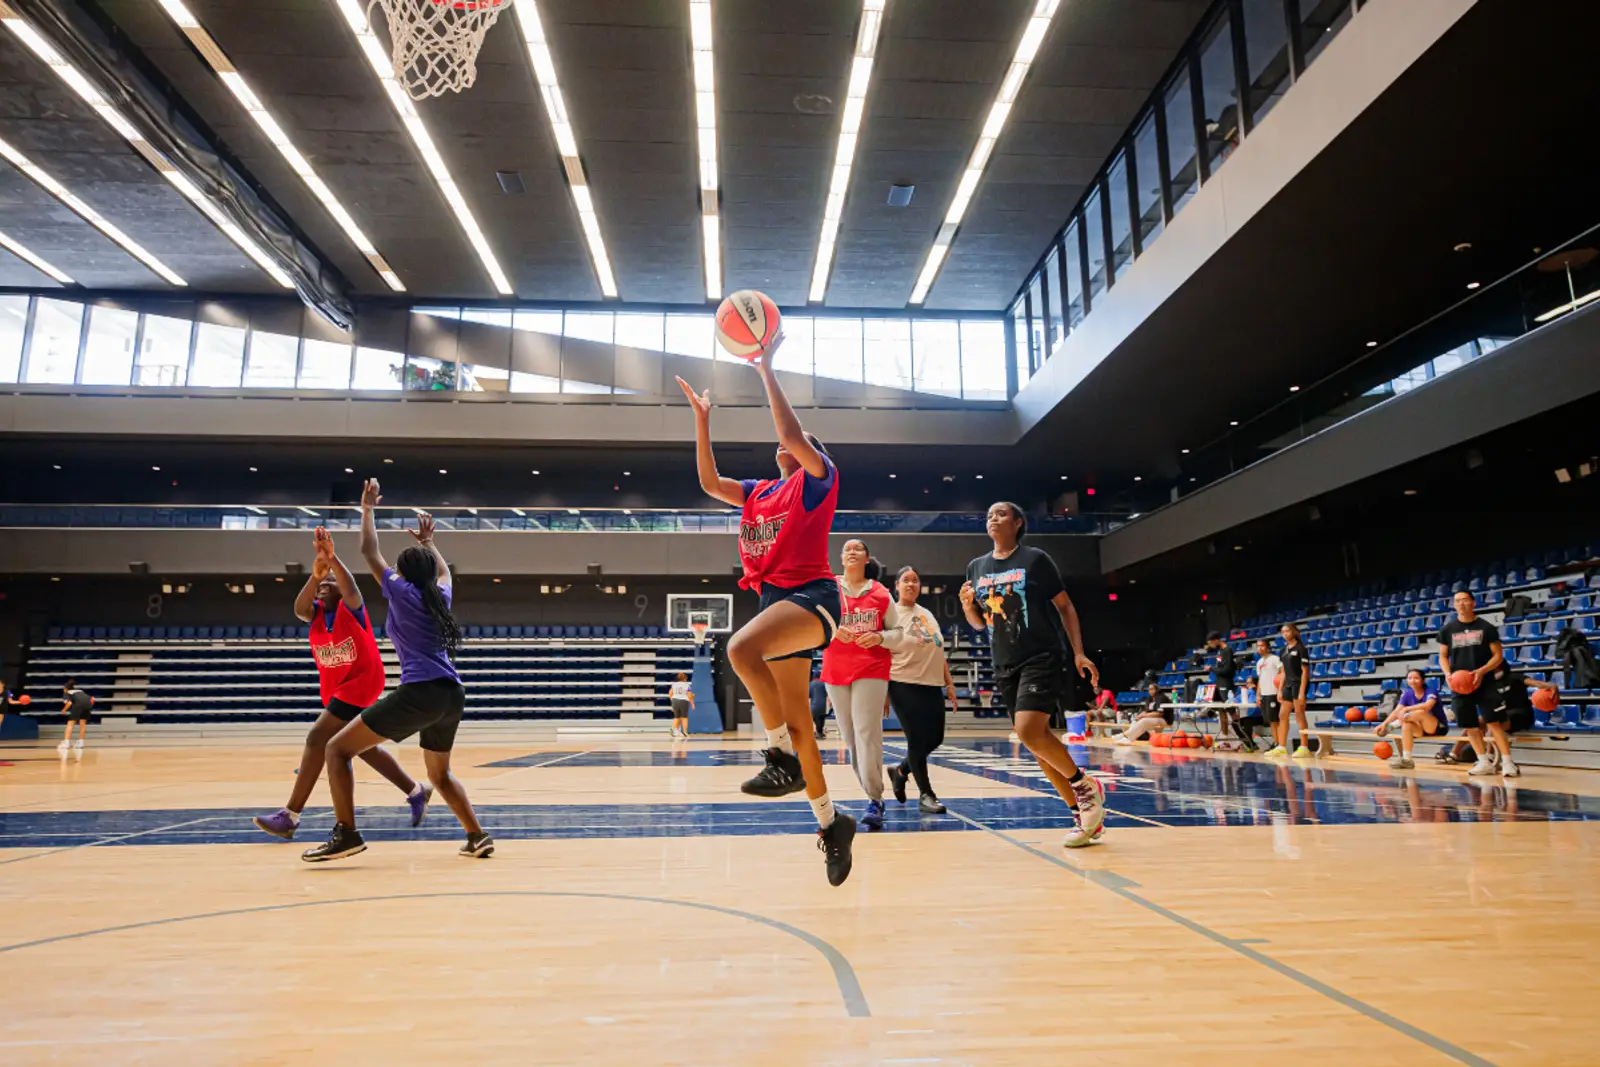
left=0, top=504, right=1122, bottom=536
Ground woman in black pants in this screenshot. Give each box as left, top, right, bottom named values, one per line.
left=886, top=566, right=959, bottom=814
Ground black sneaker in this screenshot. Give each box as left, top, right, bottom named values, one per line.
left=460, top=831, right=494, bottom=858
left=918, top=794, right=947, bottom=815
left=741, top=747, right=806, bottom=797
left=888, top=763, right=909, bottom=804
left=816, top=813, right=857, bottom=886
left=301, top=823, right=366, bottom=863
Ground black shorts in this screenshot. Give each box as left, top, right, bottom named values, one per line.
left=361, top=678, right=466, bottom=752
left=326, top=697, right=365, bottom=721
left=1451, top=687, right=1496, bottom=729
left=1507, top=708, right=1533, bottom=734
left=997, top=654, right=1063, bottom=716
left=670, top=699, right=690, bottom=716
left=757, top=577, right=841, bottom=661
left=1259, top=695, right=1280, bottom=724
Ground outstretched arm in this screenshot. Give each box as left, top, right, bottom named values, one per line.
left=676, top=376, right=747, bottom=507
left=359, top=478, right=389, bottom=582
left=294, top=527, right=333, bottom=622
left=753, top=335, right=827, bottom=479
left=411, top=512, right=450, bottom=585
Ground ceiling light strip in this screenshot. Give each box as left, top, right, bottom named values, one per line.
left=690, top=0, right=719, bottom=300
left=0, top=133, right=184, bottom=285
left=512, top=0, right=616, bottom=297
left=155, top=0, right=404, bottom=291
left=909, top=0, right=1061, bottom=305
left=332, top=0, right=513, bottom=295
left=0, top=4, right=289, bottom=287
left=0, top=228, right=73, bottom=283
left=808, top=0, right=886, bottom=304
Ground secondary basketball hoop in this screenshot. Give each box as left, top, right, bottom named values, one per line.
left=367, top=0, right=511, bottom=99
left=689, top=613, right=711, bottom=648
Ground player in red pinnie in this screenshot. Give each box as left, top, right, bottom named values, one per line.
left=677, top=332, right=857, bottom=886
left=252, top=527, right=432, bottom=840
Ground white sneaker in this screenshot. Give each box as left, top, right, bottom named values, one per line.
left=1113, top=735, right=1133, bottom=745
left=1467, top=757, right=1497, bottom=776
left=1389, top=757, right=1414, bottom=769
left=73, top=739, right=84, bottom=750
left=1264, top=745, right=1287, bottom=758
left=56, top=739, right=70, bottom=753
left=1064, top=775, right=1106, bottom=848
left=1501, top=758, right=1520, bottom=778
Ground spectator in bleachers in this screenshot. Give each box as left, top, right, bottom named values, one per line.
left=822, top=541, right=900, bottom=832
left=1375, top=669, right=1445, bottom=769
left=254, top=526, right=427, bottom=842
left=1091, top=686, right=1118, bottom=723
left=1252, top=638, right=1283, bottom=755
left=885, top=564, right=958, bottom=816
left=1273, top=623, right=1312, bottom=759
left=57, top=679, right=93, bottom=754
left=1438, top=590, right=1512, bottom=777
left=1114, top=683, right=1173, bottom=744
left=669, top=671, right=695, bottom=740
left=305, top=484, right=492, bottom=862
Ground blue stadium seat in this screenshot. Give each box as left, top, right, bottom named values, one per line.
left=222, top=626, right=240, bottom=639
left=604, top=625, right=619, bottom=638
left=1359, top=658, right=1376, bottom=675
left=577, top=626, right=594, bottom=638
left=1313, top=682, right=1332, bottom=699
left=561, top=625, right=579, bottom=638
left=492, top=626, right=509, bottom=638
left=535, top=626, right=552, bottom=638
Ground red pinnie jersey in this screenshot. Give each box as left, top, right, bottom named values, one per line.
left=821, top=578, right=892, bottom=684
left=308, top=600, right=386, bottom=708
left=737, top=461, right=838, bottom=592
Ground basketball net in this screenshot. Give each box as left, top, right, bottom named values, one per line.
left=690, top=621, right=709, bottom=647
left=368, top=0, right=511, bottom=99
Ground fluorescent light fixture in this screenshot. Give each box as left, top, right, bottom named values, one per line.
left=512, top=1, right=617, bottom=297
left=0, top=228, right=72, bottom=283
left=0, top=6, right=281, bottom=284
left=332, top=0, right=513, bottom=294
left=156, top=0, right=403, bottom=291
left=808, top=0, right=887, bottom=303
left=245, top=505, right=267, bottom=515
left=511, top=507, right=526, bottom=516
left=0, top=135, right=181, bottom=285
left=1534, top=287, right=1600, bottom=323
left=690, top=0, right=720, bottom=299
left=909, top=0, right=1061, bottom=304
left=296, top=507, right=320, bottom=517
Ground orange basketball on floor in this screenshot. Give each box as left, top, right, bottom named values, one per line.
left=1344, top=707, right=1362, bottom=723
left=1448, top=669, right=1478, bottom=694
left=1364, top=708, right=1381, bottom=722
left=1532, top=687, right=1559, bottom=713
left=1187, top=735, right=1202, bottom=749
left=1373, top=741, right=1394, bottom=760
left=1201, top=735, right=1214, bottom=749
left=714, top=290, right=781, bottom=360
left=1151, top=732, right=1168, bottom=748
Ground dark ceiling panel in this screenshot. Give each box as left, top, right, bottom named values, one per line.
left=0, top=34, right=267, bottom=290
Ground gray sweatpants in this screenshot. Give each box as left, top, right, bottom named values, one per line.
left=825, top=677, right=889, bottom=801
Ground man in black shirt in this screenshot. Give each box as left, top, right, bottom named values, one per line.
left=962, top=502, right=1103, bottom=848
left=1438, top=590, right=1512, bottom=777
left=1206, top=632, right=1239, bottom=738
left=59, top=679, right=93, bottom=754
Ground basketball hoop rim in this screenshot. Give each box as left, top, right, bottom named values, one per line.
left=426, top=0, right=510, bottom=8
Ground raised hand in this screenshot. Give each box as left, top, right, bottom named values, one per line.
left=312, top=526, right=334, bottom=580
left=411, top=511, right=437, bottom=544
left=675, top=376, right=711, bottom=418
left=361, top=478, right=382, bottom=508
left=750, top=330, right=785, bottom=373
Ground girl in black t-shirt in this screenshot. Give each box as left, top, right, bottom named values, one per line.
left=960, top=502, right=1105, bottom=848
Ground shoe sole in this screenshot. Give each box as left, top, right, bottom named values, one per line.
left=740, top=777, right=807, bottom=798
left=460, top=843, right=495, bottom=858
left=302, top=842, right=366, bottom=863
left=252, top=817, right=296, bottom=841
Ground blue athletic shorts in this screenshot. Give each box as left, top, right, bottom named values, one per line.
left=757, top=576, right=841, bottom=661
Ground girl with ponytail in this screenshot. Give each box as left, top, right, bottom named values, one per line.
left=303, top=478, right=492, bottom=863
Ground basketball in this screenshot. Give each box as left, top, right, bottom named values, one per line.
left=1187, top=735, right=1202, bottom=749
left=1201, top=735, right=1214, bottom=749
left=1275, top=672, right=1285, bottom=690
left=1344, top=707, right=1362, bottom=723
left=1532, top=687, right=1559, bottom=712
left=17, top=694, right=28, bottom=705
left=1364, top=708, right=1381, bottom=722
left=1374, top=741, right=1394, bottom=760
left=1448, top=670, right=1478, bottom=694
left=714, top=290, right=781, bottom=360
left=1151, top=732, right=1168, bottom=748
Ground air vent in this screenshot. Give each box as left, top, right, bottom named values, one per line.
left=887, top=184, right=914, bottom=207
left=495, top=170, right=527, bottom=195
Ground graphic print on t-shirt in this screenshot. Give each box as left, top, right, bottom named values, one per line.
left=972, top=567, right=1029, bottom=646
left=904, top=611, right=942, bottom=647
left=838, top=605, right=882, bottom=636
left=739, top=515, right=785, bottom=561
left=313, top=637, right=358, bottom=669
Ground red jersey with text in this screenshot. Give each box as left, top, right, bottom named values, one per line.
left=309, top=600, right=386, bottom=707
left=821, top=578, right=893, bottom=684
left=737, top=457, right=838, bottom=592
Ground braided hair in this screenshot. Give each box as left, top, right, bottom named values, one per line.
left=396, top=546, right=463, bottom=657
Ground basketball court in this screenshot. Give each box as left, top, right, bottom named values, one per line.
left=2, top=732, right=1594, bottom=1067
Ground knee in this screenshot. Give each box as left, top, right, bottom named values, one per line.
left=1014, top=717, right=1049, bottom=746
left=427, top=769, right=452, bottom=790
left=324, top=736, right=355, bottom=762
left=726, top=630, right=762, bottom=671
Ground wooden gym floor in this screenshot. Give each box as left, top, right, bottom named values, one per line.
left=1, top=731, right=1596, bottom=1067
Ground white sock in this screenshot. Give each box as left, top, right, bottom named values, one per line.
left=765, top=723, right=795, bottom=755
left=285, top=809, right=301, bottom=825
left=409, top=783, right=424, bottom=798
left=809, top=791, right=835, bottom=829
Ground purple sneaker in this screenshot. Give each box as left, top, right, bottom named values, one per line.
left=407, top=784, right=434, bottom=827
left=253, top=809, right=299, bottom=840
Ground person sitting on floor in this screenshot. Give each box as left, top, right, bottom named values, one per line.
left=1114, top=683, right=1173, bottom=744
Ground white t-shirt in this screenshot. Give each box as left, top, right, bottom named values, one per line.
left=1256, top=653, right=1283, bottom=697
left=669, top=681, right=691, bottom=701
left=888, top=604, right=949, bottom=688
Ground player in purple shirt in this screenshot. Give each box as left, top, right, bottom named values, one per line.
left=302, top=478, right=492, bottom=862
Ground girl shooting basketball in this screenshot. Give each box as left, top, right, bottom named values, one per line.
left=301, top=479, right=491, bottom=862
left=961, top=502, right=1106, bottom=847
left=675, top=334, right=856, bottom=886
left=254, top=526, right=430, bottom=840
